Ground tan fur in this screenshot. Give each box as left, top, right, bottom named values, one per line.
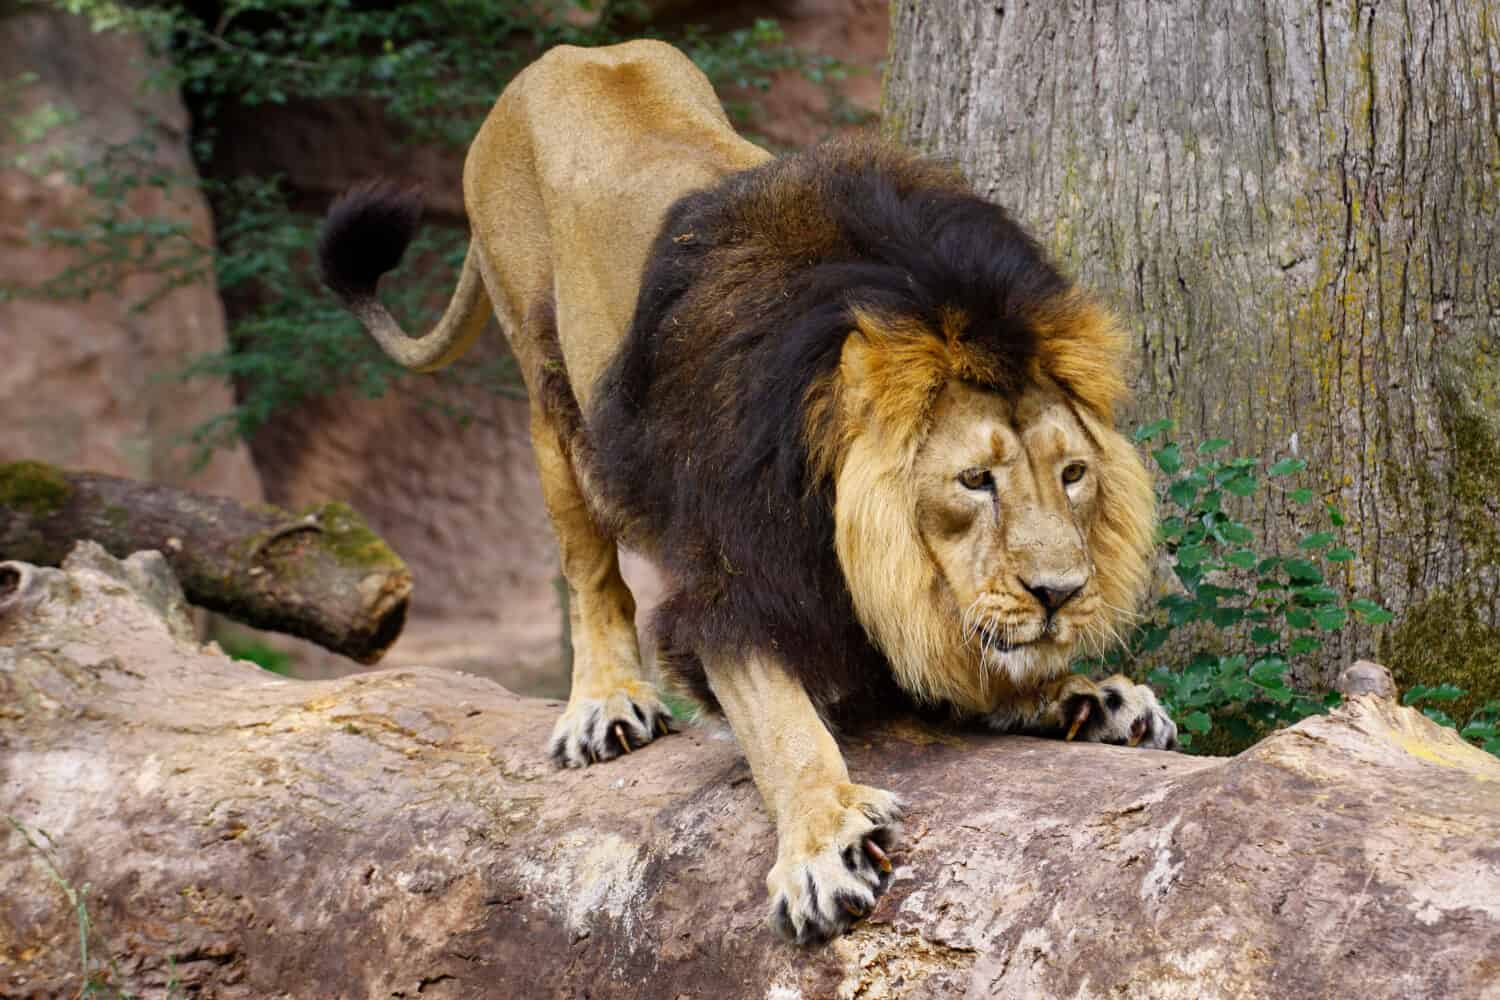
left=332, top=41, right=1167, bottom=943
left=824, top=310, right=1156, bottom=717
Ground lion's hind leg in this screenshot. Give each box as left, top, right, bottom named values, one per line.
left=1034, top=673, right=1179, bottom=750
left=528, top=400, right=676, bottom=767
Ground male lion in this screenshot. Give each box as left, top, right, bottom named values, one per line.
left=318, top=39, right=1175, bottom=944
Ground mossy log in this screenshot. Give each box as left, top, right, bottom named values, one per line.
left=2, top=546, right=1497, bottom=999
left=0, top=461, right=409, bottom=662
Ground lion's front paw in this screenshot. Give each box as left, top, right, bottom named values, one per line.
left=547, top=682, right=678, bottom=767
left=1052, top=674, right=1178, bottom=750
left=767, top=783, right=902, bottom=946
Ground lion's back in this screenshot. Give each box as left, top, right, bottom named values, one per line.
left=464, top=40, right=771, bottom=404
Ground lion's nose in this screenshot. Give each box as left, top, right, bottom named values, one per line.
left=1021, top=578, right=1084, bottom=614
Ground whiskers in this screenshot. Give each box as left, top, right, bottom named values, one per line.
left=960, top=596, right=997, bottom=659
left=1074, top=597, right=1138, bottom=657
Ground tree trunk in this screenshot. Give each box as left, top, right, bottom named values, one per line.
left=884, top=2, right=1500, bottom=706
left=2, top=545, right=1497, bottom=999
left=0, top=461, right=410, bottom=662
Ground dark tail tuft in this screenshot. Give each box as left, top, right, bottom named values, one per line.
left=317, top=181, right=424, bottom=303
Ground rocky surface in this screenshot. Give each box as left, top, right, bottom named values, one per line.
left=0, top=8, right=261, bottom=504
left=3, top=547, right=1497, bottom=999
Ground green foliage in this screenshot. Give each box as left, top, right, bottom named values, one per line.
left=0, top=126, right=213, bottom=313
left=219, top=634, right=293, bottom=675
left=1405, top=686, right=1500, bottom=755
left=18, top=0, right=853, bottom=449
left=1094, top=422, right=1497, bottom=758
left=178, top=173, right=527, bottom=458
left=1085, top=421, right=1397, bottom=753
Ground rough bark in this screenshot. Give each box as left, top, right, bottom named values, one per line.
left=3, top=546, right=1497, bottom=999
left=883, top=2, right=1500, bottom=707
left=0, top=462, right=410, bottom=662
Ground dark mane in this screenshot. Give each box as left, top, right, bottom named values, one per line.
left=587, top=138, right=1070, bottom=716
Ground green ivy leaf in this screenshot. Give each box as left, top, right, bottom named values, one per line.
left=1134, top=419, right=1173, bottom=442
left=1349, top=599, right=1395, bottom=624
left=1153, top=443, right=1183, bottom=475
left=1288, top=487, right=1316, bottom=504
left=1404, top=683, right=1465, bottom=706
left=1286, top=608, right=1314, bottom=629
left=1313, top=606, right=1347, bottom=630
left=1225, top=549, right=1258, bottom=569
left=1283, top=559, right=1324, bottom=584
left=1326, top=547, right=1356, bottom=562
left=1169, top=479, right=1199, bottom=508
left=1219, top=523, right=1255, bottom=545
left=1268, top=458, right=1307, bottom=476
left=1137, top=625, right=1170, bottom=652
left=1197, top=438, right=1231, bottom=454
left=1182, top=711, right=1212, bottom=734
left=1167, top=596, right=1199, bottom=625
left=1177, top=544, right=1210, bottom=568
left=1211, top=606, right=1245, bottom=627
left=1298, top=531, right=1337, bottom=550
left=1222, top=474, right=1258, bottom=497
left=1250, top=658, right=1289, bottom=688
left=1293, top=585, right=1339, bottom=605
left=1250, top=626, right=1280, bottom=645
left=1288, top=634, right=1322, bottom=655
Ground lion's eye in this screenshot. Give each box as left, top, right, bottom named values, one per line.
left=1061, top=462, right=1087, bottom=485
left=958, top=467, right=994, bottom=491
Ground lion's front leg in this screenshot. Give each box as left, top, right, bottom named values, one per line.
left=1030, top=673, right=1179, bottom=750
left=705, top=653, right=902, bottom=945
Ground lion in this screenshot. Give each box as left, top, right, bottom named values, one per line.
left=317, top=39, right=1175, bottom=944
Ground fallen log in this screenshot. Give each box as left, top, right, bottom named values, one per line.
left=1, top=545, right=1497, bottom=999
left=0, top=461, right=410, bottom=662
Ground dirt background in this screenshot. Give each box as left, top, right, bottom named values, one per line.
left=0, top=0, right=890, bottom=695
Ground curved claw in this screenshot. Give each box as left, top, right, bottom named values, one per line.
left=614, top=722, right=633, bottom=754
left=1128, top=717, right=1147, bottom=747
left=864, top=838, right=892, bottom=874
left=1065, top=699, right=1092, bottom=741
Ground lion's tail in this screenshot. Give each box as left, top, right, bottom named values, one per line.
left=317, top=182, right=490, bottom=373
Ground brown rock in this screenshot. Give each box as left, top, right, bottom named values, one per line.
left=723, top=0, right=891, bottom=149
left=1338, top=660, right=1398, bottom=700
left=0, top=9, right=260, bottom=504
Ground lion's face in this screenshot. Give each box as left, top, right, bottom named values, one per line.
left=912, top=379, right=1107, bottom=681
left=831, top=329, right=1154, bottom=715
